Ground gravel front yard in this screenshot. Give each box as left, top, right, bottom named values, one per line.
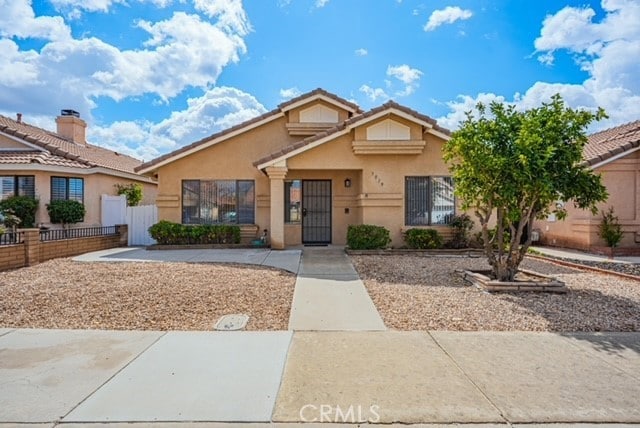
left=351, top=255, right=640, bottom=332
left=0, top=259, right=296, bottom=331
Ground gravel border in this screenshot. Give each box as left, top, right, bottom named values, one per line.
left=351, top=255, right=640, bottom=332
left=0, top=259, right=296, bottom=331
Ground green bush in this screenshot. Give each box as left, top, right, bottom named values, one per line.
left=0, top=196, right=39, bottom=228
left=404, top=228, right=443, bottom=249
left=599, top=206, right=623, bottom=247
left=448, top=213, right=474, bottom=248
left=148, top=221, right=241, bottom=245
left=346, top=224, right=391, bottom=250
left=115, top=183, right=143, bottom=207
left=47, top=200, right=85, bottom=228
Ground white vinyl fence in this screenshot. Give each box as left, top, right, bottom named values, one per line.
left=126, top=204, right=157, bottom=246
left=101, top=195, right=157, bottom=246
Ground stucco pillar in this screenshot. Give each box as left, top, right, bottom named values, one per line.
left=266, top=166, right=288, bottom=250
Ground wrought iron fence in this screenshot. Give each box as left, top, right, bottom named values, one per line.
left=0, top=231, right=24, bottom=246
left=40, top=226, right=118, bottom=242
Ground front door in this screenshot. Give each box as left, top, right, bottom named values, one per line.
left=302, top=180, right=332, bottom=244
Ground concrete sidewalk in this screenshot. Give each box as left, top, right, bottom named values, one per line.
left=1, top=328, right=639, bottom=426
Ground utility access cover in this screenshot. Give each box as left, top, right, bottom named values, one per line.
left=214, top=314, right=249, bottom=331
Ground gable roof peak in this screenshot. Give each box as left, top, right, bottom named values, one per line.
left=278, top=88, right=363, bottom=113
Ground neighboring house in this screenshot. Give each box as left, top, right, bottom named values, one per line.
left=535, top=120, right=640, bottom=253
left=137, top=89, right=452, bottom=249
left=0, top=110, right=157, bottom=228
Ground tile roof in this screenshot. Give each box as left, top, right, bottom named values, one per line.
left=135, top=107, right=281, bottom=173
left=136, top=88, right=365, bottom=173
left=278, top=88, right=364, bottom=113
left=253, top=100, right=451, bottom=167
left=583, top=120, right=640, bottom=166
left=0, top=150, right=91, bottom=169
left=0, top=115, right=145, bottom=175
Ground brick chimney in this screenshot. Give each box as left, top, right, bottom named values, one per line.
left=55, top=109, right=87, bottom=145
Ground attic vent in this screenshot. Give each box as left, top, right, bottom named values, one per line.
left=61, top=109, right=80, bottom=118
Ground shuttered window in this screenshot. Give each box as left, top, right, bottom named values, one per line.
left=405, top=176, right=455, bottom=226
left=0, top=175, right=35, bottom=200
left=51, top=177, right=84, bottom=202
left=182, top=180, right=255, bottom=225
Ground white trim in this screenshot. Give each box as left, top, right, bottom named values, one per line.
left=428, top=128, right=451, bottom=140
left=136, top=112, right=284, bottom=174
left=280, top=94, right=359, bottom=114
left=0, top=131, right=47, bottom=151
left=0, top=164, right=156, bottom=183
left=589, top=146, right=640, bottom=170
left=257, top=107, right=448, bottom=169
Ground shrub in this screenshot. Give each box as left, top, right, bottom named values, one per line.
left=0, top=196, right=39, bottom=228
left=148, top=221, right=241, bottom=245
left=47, top=200, right=85, bottom=228
left=599, top=206, right=623, bottom=248
left=448, top=213, right=474, bottom=248
left=115, top=183, right=143, bottom=207
left=346, top=224, right=391, bottom=250
left=404, top=228, right=443, bottom=249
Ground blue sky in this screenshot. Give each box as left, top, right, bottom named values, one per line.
left=1, top=0, right=638, bottom=161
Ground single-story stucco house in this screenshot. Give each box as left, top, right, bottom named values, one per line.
left=534, top=120, right=640, bottom=254
left=136, top=89, right=454, bottom=249
left=0, top=110, right=157, bottom=227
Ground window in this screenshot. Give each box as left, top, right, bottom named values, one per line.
left=0, top=176, right=35, bottom=200
left=405, top=176, right=455, bottom=226
left=284, top=180, right=301, bottom=223
left=51, top=177, right=84, bottom=202
left=182, top=180, right=255, bottom=224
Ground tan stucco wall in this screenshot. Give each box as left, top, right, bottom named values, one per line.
left=0, top=133, right=31, bottom=149
left=534, top=152, right=640, bottom=250
left=154, top=116, right=299, bottom=236
left=0, top=169, right=156, bottom=227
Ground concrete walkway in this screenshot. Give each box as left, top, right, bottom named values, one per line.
left=531, top=245, right=640, bottom=264
left=1, top=328, right=638, bottom=426
left=288, top=247, right=386, bottom=331
left=73, top=247, right=302, bottom=273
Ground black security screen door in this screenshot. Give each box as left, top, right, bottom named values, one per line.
left=302, top=180, right=332, bottom=244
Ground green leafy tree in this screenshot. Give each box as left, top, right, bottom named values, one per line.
left=47, top=200, right=86, bottom=229
left=0, top=196, right=39, bottom=228
left=115, top=183, right=143, bottom=206
left=443, top=94, right=608, bottom=281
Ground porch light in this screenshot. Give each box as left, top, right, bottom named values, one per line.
left=344, top=178, right=352, bottom=188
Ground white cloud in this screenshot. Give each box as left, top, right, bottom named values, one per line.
left=0, top=1, right=251, bottom=120
left=0, top=0, right=71, bottom=41
left=355, top=48, right=368, bottom=56
left=438, top=1, right=640, bottom=132
left=359, top=85, right=389, bottom=102
left=315, top=0, right=329, bottom=8
left=87, top=87, right=267, bottom=161
left=387, top=64, right=423, bottom=96
left=279, top=87, right=302, bottom=100
left=387, top=64, right=422, bottom=85
left=424, top=6, right=473, bottom=31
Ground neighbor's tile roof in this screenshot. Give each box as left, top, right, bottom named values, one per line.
left=583, top=120, right=640, bottom=166
left=0, top=150, right=91, bottom=169
left=253, top=100, right=451, bottom=167
left=0, top=115, right=144, bottom=174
